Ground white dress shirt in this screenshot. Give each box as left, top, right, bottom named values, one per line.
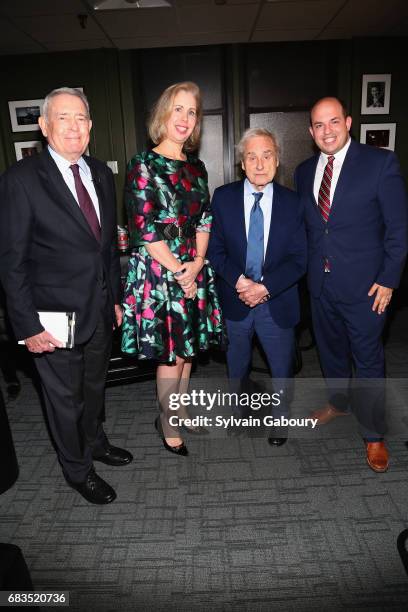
left=244, top=178, right=273, bottom=258
left=48, top=145, right=101, bottom=223
left=313, top=138, right=351, bottom=205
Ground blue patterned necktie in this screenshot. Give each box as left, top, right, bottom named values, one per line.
left=245, top=191, right=264, bottom=281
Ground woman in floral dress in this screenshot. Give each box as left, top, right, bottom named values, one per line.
left=122, top=81, right=225, bottom=455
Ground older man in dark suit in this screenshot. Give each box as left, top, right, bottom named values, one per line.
left=0, top=87, right=132, bottom=504
left=208, top=128, right=306, bottom=444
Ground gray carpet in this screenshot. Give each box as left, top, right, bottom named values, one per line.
left=1, top=307, right=408, bottom=611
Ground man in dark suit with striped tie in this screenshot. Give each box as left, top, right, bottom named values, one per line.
left=295, top=97, right=408, bottom=472
left=208, top=128, right=306, bottom=444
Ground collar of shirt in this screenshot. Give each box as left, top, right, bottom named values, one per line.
left=318, top=137, right=351, bottom=169
left=244, top=179, right=273, bottom=207
left=47, top=145, right=101, bottom=222
left=47, top=145, right=90, bottom=179
left=314, top=138, right=352, bottom=204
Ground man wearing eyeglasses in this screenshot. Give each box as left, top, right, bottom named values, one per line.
left=208, top=128, right=306, bottom=445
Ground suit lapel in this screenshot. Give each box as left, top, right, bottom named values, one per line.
left=307, top=154, right=325, bottom=223
left=86, top=156, right=108, bottom=245
left=329, top=140, right=358, bottom=219
left=264, top=182, right=281, bottom=264
left=38, top=149, right=100, bottom=244
left=236, top=181, right=247, bottom=268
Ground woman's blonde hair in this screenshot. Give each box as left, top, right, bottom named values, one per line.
left=148, top=81, right=203, bottom=152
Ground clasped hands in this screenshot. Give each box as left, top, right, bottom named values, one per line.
left=236, top=275, right=269, bottom=307
left=174, top=260, right=203, bottom=299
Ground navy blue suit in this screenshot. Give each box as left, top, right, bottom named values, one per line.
left=208, top=179, right=306, bottom=414
left=295, top=139, right=408, bottom=436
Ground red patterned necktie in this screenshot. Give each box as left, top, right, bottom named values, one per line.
left=318, top=155, right=335, bottom=222
left=70, top=164, right=101, bottom=242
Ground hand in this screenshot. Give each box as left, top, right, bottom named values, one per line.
left=368, top=283, right=393, bottom=315
left=114, top=304, right=123, bottom=328
left=235, top=275, right=254, bottom=292
left=238, top=283, right=269, bottom=307
left=25, top=330, right=63, bottom=353
left=175, top=261, right=201, bottom=289
left=183, top=281, right=197, bottom=300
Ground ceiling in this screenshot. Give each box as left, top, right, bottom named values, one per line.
left=0, top=0, right=407, bottom=56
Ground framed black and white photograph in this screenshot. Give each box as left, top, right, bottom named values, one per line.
left=361, top=74, right=391, bottom=115
left=8, top=99, right=43, bottom=132
left=360, top=123, right=396, bottom=151
left=14, top=140, right=43, bottom=161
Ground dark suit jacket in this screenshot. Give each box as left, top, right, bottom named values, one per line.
left=207, top=180, right=307, bottom=328
left=294, top=139, right=408, bottom=302
left=0, top=149, right=121, bottom=343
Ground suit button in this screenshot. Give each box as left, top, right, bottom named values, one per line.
left=325, top=228, right=329, bottom=234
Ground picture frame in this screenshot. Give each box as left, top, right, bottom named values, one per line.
left=360, top=123, right=396, bottom=151
left=14, top=140, right=43, bottom=161
left=8, top=99, right=44, bottom=132
left=361, top=74, right=391, bottom=115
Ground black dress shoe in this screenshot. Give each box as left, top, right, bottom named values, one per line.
left=154, top=417, right=188, bottom=456
left=267, top=437, right=288, bottom=447
left=93, top=445, right=133, bottom=466
left=66, top=469, right=116, bottom=504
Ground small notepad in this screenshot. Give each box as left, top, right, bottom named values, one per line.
left=18, top=311, right=76, bottom=349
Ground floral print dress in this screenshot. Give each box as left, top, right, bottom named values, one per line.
left=122, top=150, right=225, bottom=363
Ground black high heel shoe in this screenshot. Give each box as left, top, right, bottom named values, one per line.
left=154, top=417, right=189, bottom=456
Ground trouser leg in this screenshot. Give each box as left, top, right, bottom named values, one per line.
left=225, top=313, right=254, bottom=416
left=34, top=306, right=112, bottom=483
left=81, top=310, right=112, bottom=454
left=341, top=299, right=386, bottom=440
left=253, top=303, right=295, bottom=419
left=310, top=283, right=352, bottom=412
left=35, top=346, right=93, bottom=483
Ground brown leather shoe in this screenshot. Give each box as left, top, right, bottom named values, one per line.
left=311, top=403, right=350, bottom=425
left=366, top=441, right=389, bottom=472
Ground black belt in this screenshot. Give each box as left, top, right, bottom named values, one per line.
left=155, top=222, right=196, bottom=240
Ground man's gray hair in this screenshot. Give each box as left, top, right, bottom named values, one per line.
left=237, top=127, right=279, bottom=162
left=42, top=87, right=90, bottom=122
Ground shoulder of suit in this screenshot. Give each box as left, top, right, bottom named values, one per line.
left=295, top=154, right=317, bottom=175
left=273, top=181, right=297, bottom=197
left=1, top=150, right=43, bottom=181
left=355, top=140, right=395, bottom=162
left=84, top=155, right=111, bottom=175
left=273, top=181, right=301, bottom=208
left=213, top=180, right=243, bottom=197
